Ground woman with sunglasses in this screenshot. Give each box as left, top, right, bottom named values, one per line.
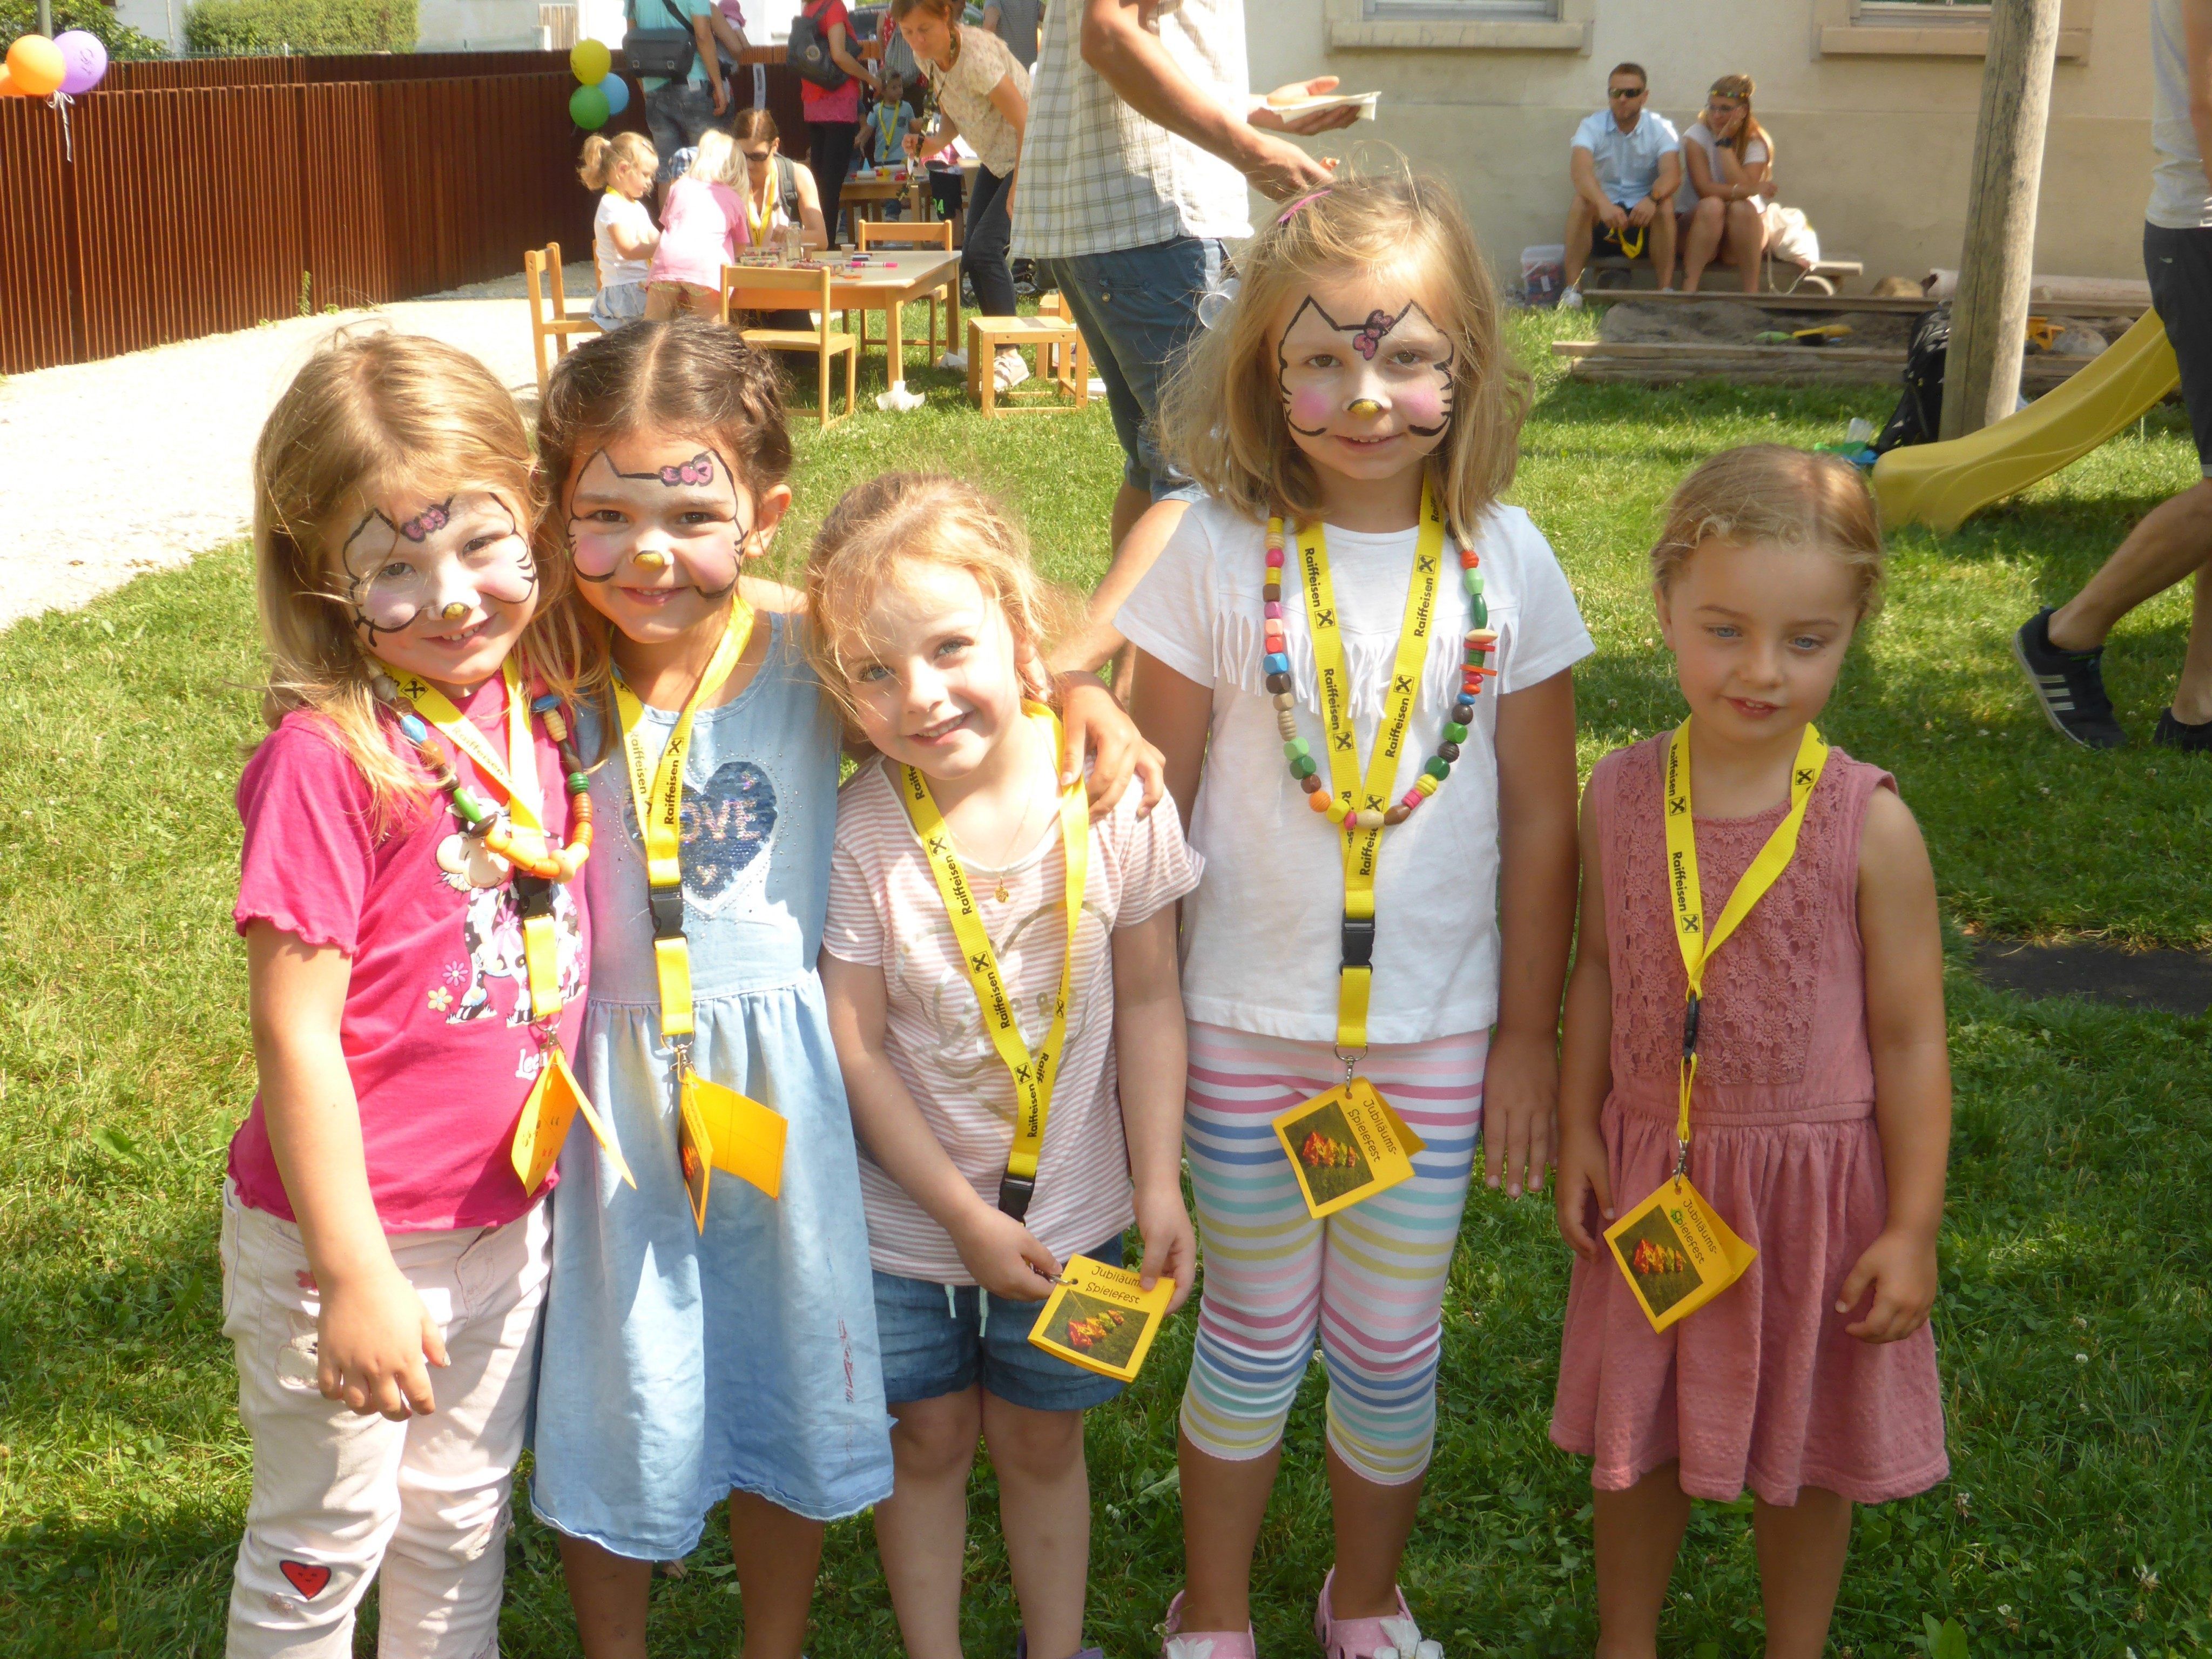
left=1676, top=73, right=1773, bottom=295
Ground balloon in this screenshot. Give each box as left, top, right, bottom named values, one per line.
left=0, top=64, right=18, bottom=97
left=5, top=35, right=65, bottom=98
left=599, top=73, right=630, bottom=116
left=55, top=31, right=107, bottom=96
left=569, top=38, right=610, bottom=84
left=569, top=83, right=610, bottom=130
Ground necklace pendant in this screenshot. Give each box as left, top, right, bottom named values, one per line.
left=993, top=882, right=1011, bottom=903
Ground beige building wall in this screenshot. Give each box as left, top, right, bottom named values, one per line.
left=1249, top=0, right=2158, bottom=289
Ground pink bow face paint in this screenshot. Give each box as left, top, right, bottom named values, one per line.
left=564, top=442, right=750, bottom=600
left=339, top=491, right=537, bottom=640
left=1274, top=289, right=1457, bottom=480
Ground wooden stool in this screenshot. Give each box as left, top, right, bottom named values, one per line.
left=967, top=314, right=1089, bottom=416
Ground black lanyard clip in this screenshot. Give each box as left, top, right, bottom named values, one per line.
left=1340, top=914, right=1377, bottom=970
left=648, top=884, right=687, bottom=941
left=1681, top=991, right=1702, bottom=1060
left=996, top=1172, right=1036, bottom=1221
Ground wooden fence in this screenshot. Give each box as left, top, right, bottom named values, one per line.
left=0, top=52, right=653, bottom=374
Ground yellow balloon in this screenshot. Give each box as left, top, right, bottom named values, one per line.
left=570, top=38, right=611, bottom=85
left=6, top=34, right=65, bottom=98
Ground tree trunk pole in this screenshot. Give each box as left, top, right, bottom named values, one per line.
left=1940, top=0, right=2064, bottom=441
left=36, top=0, right=52, bottom=36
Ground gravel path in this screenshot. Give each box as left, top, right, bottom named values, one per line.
left=0, top=265, right=596, bottom=630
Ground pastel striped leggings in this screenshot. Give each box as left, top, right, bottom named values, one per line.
left=1178, top=1021, right=1488, bottom=1486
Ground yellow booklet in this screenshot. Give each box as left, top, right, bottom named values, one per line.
left=1026, top=1255, right=1176, bottom=1382
left=1601, top=1174, right=1759, bottom=1333
left=673, top=1071, right=788, bottom=1232
left=510, top=1049, right=633, bottom=1196
left=1270, top=1078, right=1426, bottom=1220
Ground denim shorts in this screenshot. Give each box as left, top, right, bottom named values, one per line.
left=874, top=1236, right=1127, bottom=1412
left=1041, top=238, right=1224, bottom=503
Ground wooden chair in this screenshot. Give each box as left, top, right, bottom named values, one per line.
left=721, top=265, right=858, bottom=430
left=524, top=241, right=597, bottom=395
left=852, top=219, right=955, bottom=359
left=1033, top=292, right=1084, bottom=395
left=966, top=314, right=1088, bottom=416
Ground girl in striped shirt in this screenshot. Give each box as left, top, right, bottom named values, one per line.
left=813, top=472, right=1200, bottom=1659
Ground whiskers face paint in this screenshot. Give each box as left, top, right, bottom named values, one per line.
left=564, top=444, right=752, bottom=599
left=1274, top=294, right=1458, bottom=461
left=338, top=491, right=538, bottom=642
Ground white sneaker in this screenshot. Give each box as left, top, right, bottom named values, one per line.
left=1559, top=286, right=1584, bottom=310
left=994, top=353, right=1031, bottom=392
left=938, top=348, right=968, bottom=372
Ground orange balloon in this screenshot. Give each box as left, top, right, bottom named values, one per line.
left=6, top=35, right=66, bottom=98
left=0, top=64, right=17, bottom=97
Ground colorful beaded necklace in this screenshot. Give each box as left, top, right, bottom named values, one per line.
left=370, top=670, right=596, bottom=881
left=1262, top=516, right=1498, bottom=827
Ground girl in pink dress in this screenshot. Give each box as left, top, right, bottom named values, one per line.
left=1551, top=445, right=1951, bottom=1659
left=645, top=130, right=750, bottom=319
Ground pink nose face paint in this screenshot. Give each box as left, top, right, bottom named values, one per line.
left=339, top=492, right=537, bottom=640
left=564, top=446, right=748, bottom=599
left=1275, top=295, right=1458, bottom=450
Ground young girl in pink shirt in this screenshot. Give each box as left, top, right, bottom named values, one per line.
left=222, top=329, right=592, bottom=1657
left=646, top=130, right=750, bottom=319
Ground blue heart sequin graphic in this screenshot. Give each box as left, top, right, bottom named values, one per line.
left=625, top=759, right=779, bottom=905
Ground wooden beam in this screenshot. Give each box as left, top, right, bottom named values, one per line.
left=1940, top=0, right=2063, bottom=441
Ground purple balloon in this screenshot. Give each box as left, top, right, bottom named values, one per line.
left=55, top=31, right=107, bottom=96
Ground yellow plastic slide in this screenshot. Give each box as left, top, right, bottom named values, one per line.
left=1872, top=309, right=2179, bottom=533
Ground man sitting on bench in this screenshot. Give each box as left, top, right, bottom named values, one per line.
left=1562, top=62, right=1681, bottom=308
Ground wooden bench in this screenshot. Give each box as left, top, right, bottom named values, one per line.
left=1585, top=253, right=1865, bottom=297
left=966, top=314, right=1089, bottom=416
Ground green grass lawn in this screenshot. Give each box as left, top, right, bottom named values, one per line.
left=2, top=313, right=2207, bottom=1658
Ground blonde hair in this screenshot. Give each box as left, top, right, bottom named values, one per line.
left=1708, top=73, right=1770, bottom=164
left=251, top=328, right=558, bottom=832
left=578, top=130, right=657, bottom=191
left=1159, top=161, right=1529, bottom=547
left=1651, top=444, right=1885, bottom=619
left=804, top=473, right=1072, bottom=721
left=689, top=129, right=742, bottom=186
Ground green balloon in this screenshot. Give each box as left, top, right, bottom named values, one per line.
left=569, top=83, right=611, bottom=130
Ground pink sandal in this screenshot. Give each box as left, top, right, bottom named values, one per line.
left=1312, top=1568, right=1440, bottom=1659
left=1160, top=1590, right=1259, bottom=1659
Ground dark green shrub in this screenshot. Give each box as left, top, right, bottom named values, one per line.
left=1, top=0, right=169, bottom=60
left=183, top=0, right=415, bottom=55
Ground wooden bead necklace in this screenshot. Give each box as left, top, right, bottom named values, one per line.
left=1263, top=521, right=1498, bottom=827
left=370, top=673, right=596, bottom=881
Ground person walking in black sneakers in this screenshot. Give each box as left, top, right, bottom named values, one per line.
left=2016, top=0, right=2212, bottom=754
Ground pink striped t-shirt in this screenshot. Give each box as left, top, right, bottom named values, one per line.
left=824, top=758, right=1201, bottom=1284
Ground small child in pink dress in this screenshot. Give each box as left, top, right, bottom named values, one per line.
left=1550, top=445, right=1951, bottom=1659
left=645, top=129, right=750, bottom=319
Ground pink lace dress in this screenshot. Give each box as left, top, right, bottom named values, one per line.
left=1549, top=736, right=1948, bottom=1506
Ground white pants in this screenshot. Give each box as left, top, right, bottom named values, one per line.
left=220, top=1183, right=550, bottom=1658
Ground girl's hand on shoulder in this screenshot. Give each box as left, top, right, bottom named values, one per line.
left=950, top=1205, right=1063, bottom=1302
left=317, top=1263, right=450, bottom=1420
left=1481, top=1027, right=1559, bottom=1199
left=1132, top=1183, right=1197, bottom=1313
left=1058, top=671, right=1166, bottom=820
left=1553, top=1122, right=1613, bottom=1258
left=1837, top=1226, right=1938, bottom=1343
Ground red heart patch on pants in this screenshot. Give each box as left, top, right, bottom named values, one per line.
left=279, top=1560, right=332, bottom=1599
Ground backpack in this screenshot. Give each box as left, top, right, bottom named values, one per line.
left=788, top=0, right=851, bottom=90
left=1873, top=305, right=1951, bottom=457
left=623, top=0, right=698, bottom=82
left=876, top=15, right=920, bottom=86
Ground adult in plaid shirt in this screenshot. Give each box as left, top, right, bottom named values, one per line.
left=1016, top=0, right=1358, bottom=681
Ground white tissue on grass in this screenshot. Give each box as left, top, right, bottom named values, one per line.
left=876, top=381, right=926, bottom=413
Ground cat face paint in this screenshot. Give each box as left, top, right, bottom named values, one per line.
left=338, top=491, right=537, bottom=640
left=1274, top=294, right=1457, bottom=469
left=564, top=444, right=751, bottom=600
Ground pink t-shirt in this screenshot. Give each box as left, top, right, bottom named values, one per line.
left=225, top=679, right=590, bottom=1234
left=649, top=176, right=749, bottom=291
left=824, top=759, right=1201, bottom=1283
left=799, top=0, right=862, bottom=124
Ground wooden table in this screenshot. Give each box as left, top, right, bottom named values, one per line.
left=727, top=249, right=962, bottom=390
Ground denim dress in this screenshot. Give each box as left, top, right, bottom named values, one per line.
left=531, top=613, right=894, bottom=1558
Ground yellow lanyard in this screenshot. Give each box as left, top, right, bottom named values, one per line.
left=612, top=601, right=754, bottom=1047
left=747, top=179, right=778, bottom=246
left=1662, top=718, right=1830, bottom=1158
left=375, top=658, right=545, bottom=833
left=896, top=706, right=1089, bottom=1220
left=1293, top=478, right=1447, bottom=1058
